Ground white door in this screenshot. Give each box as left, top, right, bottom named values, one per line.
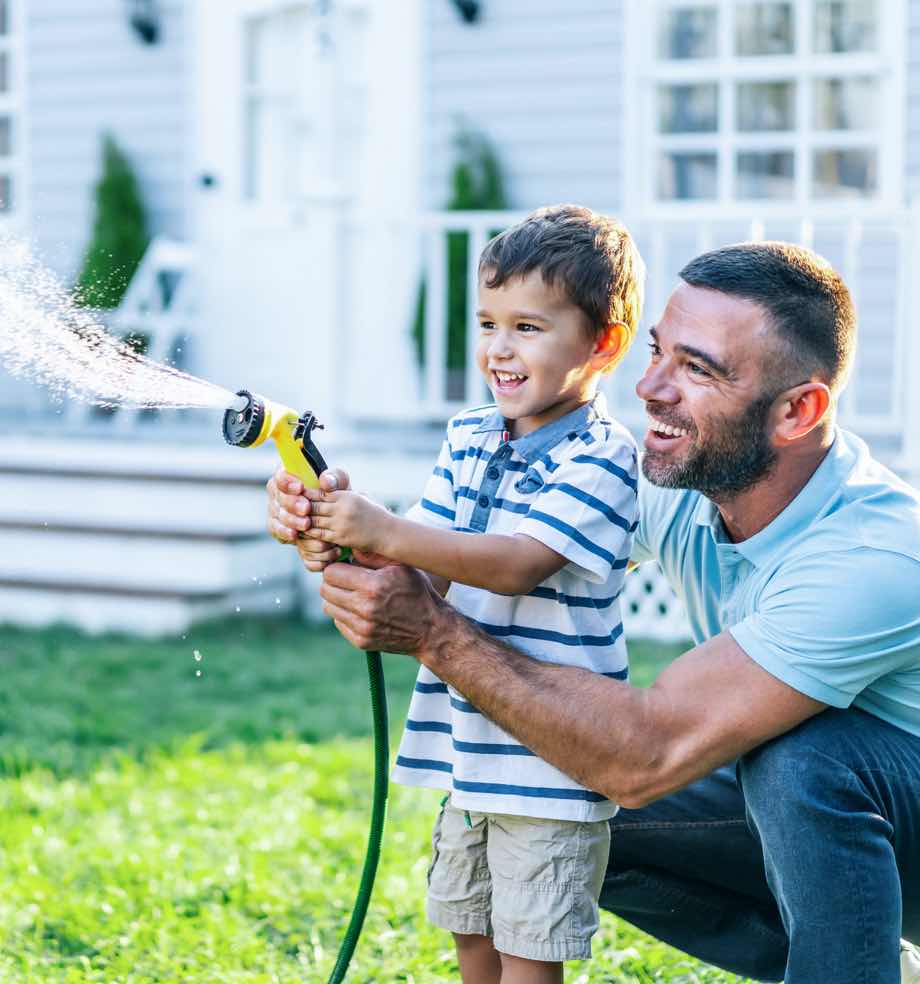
left=192, top=0, right=357, bottom=419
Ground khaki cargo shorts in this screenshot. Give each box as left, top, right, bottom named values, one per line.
left=426, top=797, right=611, bottom=962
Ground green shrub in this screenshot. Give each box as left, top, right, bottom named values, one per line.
left=75, top=133, right=150, bottom=309
left=414, top=127, right=508, bottom=377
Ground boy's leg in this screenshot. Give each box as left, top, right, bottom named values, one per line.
left=426, top=800, right=495, bottom=981
left=453, top=933, right=501, bottom=984
left=488, top=813, right=610, bottom=966
left=497, top=953, right=562, bottom=983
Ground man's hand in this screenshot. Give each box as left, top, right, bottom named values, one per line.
left=320, top=560, right=447, bottom=653
left=266, top=466, right=350, bottom=572
left=306, top=490, right=394, bottom=554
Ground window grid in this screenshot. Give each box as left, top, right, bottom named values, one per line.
left=640, top=0, right=900, bottom=209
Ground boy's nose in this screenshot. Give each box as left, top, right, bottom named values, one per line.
left=487, top=332, right=515, bottom=359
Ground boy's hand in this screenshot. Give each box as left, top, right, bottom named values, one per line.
left=267, top=467, right=351, bottom=571
left=306, top=490, right=393, bottom=555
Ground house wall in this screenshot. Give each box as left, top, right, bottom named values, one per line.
left=907, top=0, right=920, bottom=191
left=422, top=0, right=625, bottom=211
left=25, top=0, right=191, bottom=281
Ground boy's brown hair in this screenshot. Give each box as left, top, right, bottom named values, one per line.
left=478, top=204, right=645, bottom=354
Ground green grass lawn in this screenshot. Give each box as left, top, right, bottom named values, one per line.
left=0, top=617, right=752, bottom=983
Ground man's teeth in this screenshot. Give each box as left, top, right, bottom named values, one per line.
left=495, top=371, right=526, bottom=382
left=649, top=416, right=689, bottom=438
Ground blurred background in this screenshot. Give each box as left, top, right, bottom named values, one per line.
left=0, top=0, right=916, bottom=640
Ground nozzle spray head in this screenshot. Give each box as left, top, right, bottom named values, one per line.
left=222, top=389, right=265, bottom=447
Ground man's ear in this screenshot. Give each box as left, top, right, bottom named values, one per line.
left=773, top=381, right=832, bottom=444
left=593, top=321, right=629, bottom=374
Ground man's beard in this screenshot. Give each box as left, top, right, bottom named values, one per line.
left=642, top=391, right=778, bottom=501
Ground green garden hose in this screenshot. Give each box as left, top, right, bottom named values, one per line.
left=327, top=650, right=388, bottom=983
left=221, top=393, right=390, bottom=981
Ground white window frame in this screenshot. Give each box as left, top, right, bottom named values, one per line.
left=0, top=0, right=29, bottom=233
left=623, top=0, right=906, bottom=217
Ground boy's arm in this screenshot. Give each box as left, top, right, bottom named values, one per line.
left=308, top=491, right=566, bottom=595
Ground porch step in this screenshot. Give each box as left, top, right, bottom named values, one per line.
left=0, top=439, right=288, bottom=635
left=0, top=434, right=434, bottom=637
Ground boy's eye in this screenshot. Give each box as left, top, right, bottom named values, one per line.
left=480, top=321, right=495, bottom=331
left=517, top=323, right=540, bottom=333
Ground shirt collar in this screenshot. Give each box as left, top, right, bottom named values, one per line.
left=474, top=394, right=609, bottom=465
left=693, top=428, right=856, bottom=566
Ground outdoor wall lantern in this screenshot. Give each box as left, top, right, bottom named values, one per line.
left=451, top=0, right=481, bottom=25
left=126, top=0, right=160, bottom=45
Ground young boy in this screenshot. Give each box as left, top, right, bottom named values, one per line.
left=302, top=205, right=644, bottom=983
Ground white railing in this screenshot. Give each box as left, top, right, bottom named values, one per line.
left=395, top=207, right=920, bottom=479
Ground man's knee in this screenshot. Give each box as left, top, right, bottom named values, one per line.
left=739, top=709, right=856, bottom=818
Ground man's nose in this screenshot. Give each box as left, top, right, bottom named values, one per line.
left=636, top=361, right=679, bottom=404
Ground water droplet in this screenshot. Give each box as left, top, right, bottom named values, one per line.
left=234, top=605, right=241, bottom=613
left=195, top=670, right=202, bottom=677
left=193, top=650, right=202, bottom=662
left=274, top=597, right=281, bottom=605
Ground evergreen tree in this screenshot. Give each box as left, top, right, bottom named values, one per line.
left=75, top=134, right=150, bottom=309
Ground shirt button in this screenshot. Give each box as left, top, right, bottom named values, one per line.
left=487, top=467, right=499, bottom=480
left=478, top=495, right=490, bottom=507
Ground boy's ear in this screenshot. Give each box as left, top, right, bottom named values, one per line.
left=592, top=321, right=629, bottom=373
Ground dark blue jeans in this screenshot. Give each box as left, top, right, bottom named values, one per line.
left=600, top=708, right=920, bottom=983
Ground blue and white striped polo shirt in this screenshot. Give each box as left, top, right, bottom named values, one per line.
left=392, top=395, right=638, bottom=822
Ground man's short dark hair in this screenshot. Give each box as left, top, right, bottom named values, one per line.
left=478, top=204, right=645, bottom=347
left=679, top=241, right=856, bottom=394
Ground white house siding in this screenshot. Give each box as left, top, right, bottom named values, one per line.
left=907, top=0, right=920, bottom=192
left=25, top=0, right=191, bottom=281
left=422, top=0, right=625, bottom=211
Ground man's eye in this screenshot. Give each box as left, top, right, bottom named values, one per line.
left=648, top=342, right=661, bottom=357
left=687, top=361, right=710, bottom=377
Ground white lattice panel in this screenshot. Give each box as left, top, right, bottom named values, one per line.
left=623, top=563, right=691, bottom=643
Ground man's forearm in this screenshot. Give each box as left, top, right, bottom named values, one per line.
left=318, top=560, right=826, bottom=808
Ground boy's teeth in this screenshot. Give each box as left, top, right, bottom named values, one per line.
left=496, top=372, right=526, bottom=382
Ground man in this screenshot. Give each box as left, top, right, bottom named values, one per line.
left=267, top=242, right=920, bottom=983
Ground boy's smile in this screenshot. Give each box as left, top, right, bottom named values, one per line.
left=476, top=269, right=613, bottom=438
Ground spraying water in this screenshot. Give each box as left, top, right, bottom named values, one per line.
left=0, top=237, right=239, bottom=410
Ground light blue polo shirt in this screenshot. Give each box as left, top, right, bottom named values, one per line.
left=633, top=428, right=920, bottom=738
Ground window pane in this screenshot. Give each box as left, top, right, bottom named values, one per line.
left=0, top=174, right=12, bottom=212
left=0, top=1, right=8, bottom=36
left=813, top=77, right=877, bottom=130
left=813, top=0, right=877, bottom=53
left=658, top=83, right=718, bottom=133
left=0, top=117, right=11, bottom=157
left=737, top=81, right=796, bottom=131
left=658, top=6, right=718, bottom=59
left=0, top=52, right=8, bottom=93
left=735, top=3, right=794, bottom=56
left=813, top=148, right=877, bottom=197
left=737, top=151, right=795, bottom=197
left=658, top=152, right=718, bottom=199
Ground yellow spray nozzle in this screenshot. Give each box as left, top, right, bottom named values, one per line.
left=222, top=389, right=327, bottom=489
